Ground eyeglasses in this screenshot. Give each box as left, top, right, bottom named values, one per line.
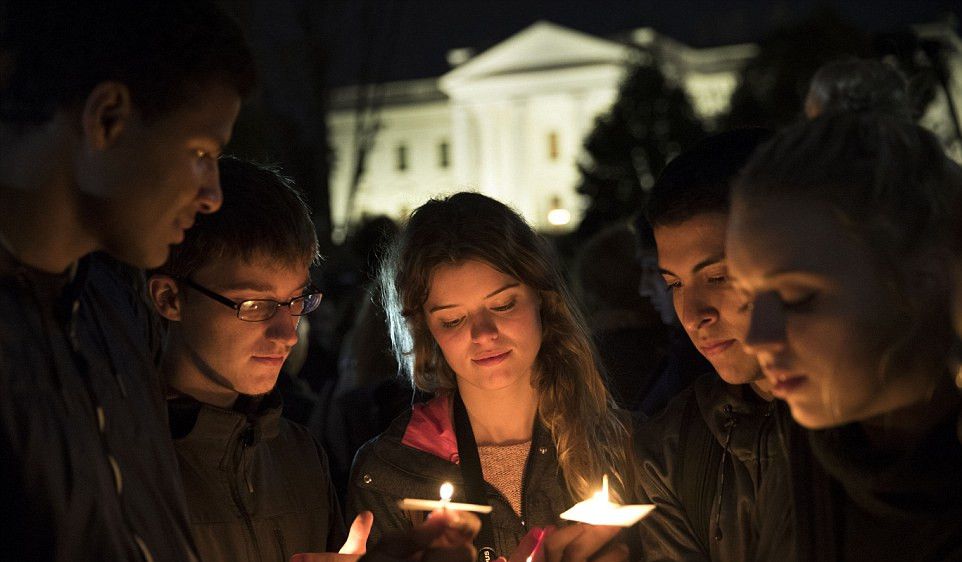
left=176, top=277, right=323, bottom=322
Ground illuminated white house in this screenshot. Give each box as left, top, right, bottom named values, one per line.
left=327, top=21, right=758, bottom=237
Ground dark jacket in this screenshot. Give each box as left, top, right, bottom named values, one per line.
left=0, top=251, right=198, bottom=561
left=347, top=395, right=573, bottom=559
left=753, top=397, right=962, bottom=562
left=169, top=390, right=345, bottom=562
left=632, top=373, right=783, bottom=562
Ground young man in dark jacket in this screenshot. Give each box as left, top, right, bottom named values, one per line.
left=631, top=128, right=787, bottom=562
left=148, top=157, right=354, bottom=562
left=0, top=2, right=254, bottom=560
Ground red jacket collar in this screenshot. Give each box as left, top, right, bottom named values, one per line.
left=401, top=393, right=460, bottom=464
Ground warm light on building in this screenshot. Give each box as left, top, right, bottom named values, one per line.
left=328, top=21, right=758, bottom=235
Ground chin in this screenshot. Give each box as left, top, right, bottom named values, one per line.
left=240, top=382, right=278, bottom=397
left=789, top=408, right=835, bottom=430
left=714, top=367, right=756, bottom=386
left=102, top=239, right=169, bottom=269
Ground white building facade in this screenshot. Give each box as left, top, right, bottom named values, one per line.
left=327, top=21, right=757, bottom=237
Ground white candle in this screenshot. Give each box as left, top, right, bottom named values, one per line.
left=398, top=482, right=493, bottom=514
left=559, top=475, right=655, bottom=527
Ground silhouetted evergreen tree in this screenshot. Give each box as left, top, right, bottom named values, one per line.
left=575, top=56, right=704, bottom=241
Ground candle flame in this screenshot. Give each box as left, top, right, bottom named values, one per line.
left=591, top=474, right=611, bottom=503
left=439, top=482, right=454, bottom=502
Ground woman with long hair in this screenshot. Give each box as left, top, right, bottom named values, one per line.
left=727, top=112, right=962, bottom=561
left=347, top=192, right=634, bottom=560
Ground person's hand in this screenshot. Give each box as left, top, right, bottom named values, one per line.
left=339, top=511, right=374, bottom=555
left=525, top=524, right=626, bottom=562
left=359, top=509, right=480, bottom=562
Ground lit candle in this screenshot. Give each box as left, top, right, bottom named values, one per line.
left=559, top=475, right=655, bottom=527
left=439, top=482, right=453, bottom=507
left=398, top=482, right=493, bottom=514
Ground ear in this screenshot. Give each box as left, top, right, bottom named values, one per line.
left=80, top=81, right=133, bottom=150
left=148, top=275, right=183, bottom=322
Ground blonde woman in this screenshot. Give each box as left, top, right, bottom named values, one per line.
left=347, top=192, right=634, bottom=561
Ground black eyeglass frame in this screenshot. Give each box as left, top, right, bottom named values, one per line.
left=175, top=276, right=323, bottom=322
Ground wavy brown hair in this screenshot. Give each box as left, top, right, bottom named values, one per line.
left=381, top=192, right=633, bottom=501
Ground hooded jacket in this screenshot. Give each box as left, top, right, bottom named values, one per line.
left=632, top=372, right=783, bottom=562
left=168, top=390, right=345, bottom=562
left=0, top=251, right=198, bottom=561
left=347, top=393, right=573, bottom=559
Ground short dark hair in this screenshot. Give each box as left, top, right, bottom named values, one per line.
left=645, top=128, right=772, bottom=227
left=159, top=157, right=320, bottom=278
left=0, top=0, right=256, bottom=126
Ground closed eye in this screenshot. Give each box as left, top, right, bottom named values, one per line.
left=491, top=300, right=515, bottom=312
left=664, top=280, right=681, bottom=293
left=441, top=317, right=465, bottom=329
left=782, top=292, right=818, bottom=312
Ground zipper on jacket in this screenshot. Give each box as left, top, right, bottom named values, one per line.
left=231, top=423, right=262, bottom=562
left=244, top=425, right=255, bottom=494
left=713, top=404, right=738, bottom=542
left=518, top=432, right=540, bottom=530
left=273, top=526, right=287, bottom=561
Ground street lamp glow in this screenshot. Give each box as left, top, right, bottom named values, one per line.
left=547, top=208, right=571, bottom=226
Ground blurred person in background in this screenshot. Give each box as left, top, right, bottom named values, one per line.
left=573, top=222, right=670, bottom=415
left=804, top=57, right=911, bottom=120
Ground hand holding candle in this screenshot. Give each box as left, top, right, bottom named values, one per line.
left=559, top=475, right=655, bottom=527
left=398, top=482, right=493, bottom=514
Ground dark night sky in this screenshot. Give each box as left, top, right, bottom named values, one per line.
left=318, top=0, right=958, bottom=88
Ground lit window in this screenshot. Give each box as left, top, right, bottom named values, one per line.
left=548, top=131, right=559, bottom=161
left=438, top=141, right=450, bottom=168
left=547, top=196, right=570, bottom=226
left=396, top=144, right=408, bottom=172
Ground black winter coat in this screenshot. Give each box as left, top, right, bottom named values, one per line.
left=347, top=402, right=573, bottom=560
left=632, top=373, right=784, bottom=562
left=169, top=390, right=345, bottom=562
left=0, top=252, right=198, bottom=561
left=753, top=396, right=962, bottom=562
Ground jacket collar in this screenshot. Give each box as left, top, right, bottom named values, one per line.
left=168, top=389, right=283, bottom=445
left=809, top=398, right=962, bottom=516
left=0, top=243, right=86, bottom=322
left=401, top=393, right=460, bottom=464
left=693, top=374, right=777, bottom=463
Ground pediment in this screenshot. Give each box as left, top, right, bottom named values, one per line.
left=441, top=21, right=630, bottom=88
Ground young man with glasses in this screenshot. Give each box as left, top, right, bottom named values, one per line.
left=148, top=157, right=352, bottom=562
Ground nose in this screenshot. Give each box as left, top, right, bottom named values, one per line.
left=743, top=291, right=787, bottom=355
left=265, top=309, right=300, bottom=348
left=469, top=311, right=499, bottom=343
left=678, top=289, right=718, bottom=335
left=197, top=159, right=223, bottom=214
